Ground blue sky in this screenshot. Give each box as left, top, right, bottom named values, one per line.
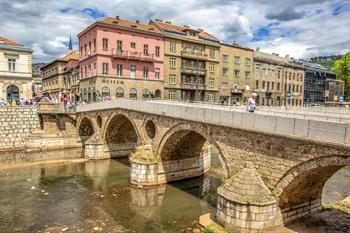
left=0, top=0, right=349, bottom=62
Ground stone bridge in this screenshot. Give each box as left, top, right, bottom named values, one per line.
left=37, top=99, right=350, bottom=231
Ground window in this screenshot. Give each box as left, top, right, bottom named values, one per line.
left=93, top=39, right=96, bottom=52
left=169, top=75, right=176, bottom=84
left=234, top=69, right=240, bottom=78
left=262, top=81, right=265, bottom=89
left=84, top=44, right=87, bottom=56
left=143, top=66, right=149, bottom=78
left=300, top=85, right=303, bottom=92
left=210, top=48, right=215, bottom=58
left=208, top=94, right=215, bottom=103
left=155, top=68, right=160, bottom=79
left=234, top=56, right=240, bottom=64
left=244, top=84, right=250, bottom=91
left=278, top=70, right=281, bottom=78
left=117, top=64, right=122, bottom=77
left=155, top=46, right=160, bottom=57
left=117, top=40, right=122, bottom=51
left=129, top=88, right=137, bottom=100
left=8, top=59, right=16, bottom=71
left=209, top=63, right=215, bottom=72
left=143, top=44, right=148, bottom=55
left=245, top=71, right=251, bottom=79
left=102, top=86, right=110, bottom=98
left=169, top=90, right=176, bottom=100
left=245, top=58, right=251, bottom=65
left=102, top=63, right=109, bottom=75
left=209, top=78, right=214, bottom=87
left=130, top=65, right=136, bottom=78
left=102, top=38, right=108, bottom=51
left=88, top=41, right=91, bottom=54
left=277, top=83, right=280, bottom=91
left=222, top=54, right=229, bottom=62
left=170, top=41, right=176, bottom=52
left=130, top=42, right=136, bottom=49
left=267, top=81, right=270, bottom=90
left=271, top=82, right=274, bottom=90
left=256, top=80, right=259, bottom=89
left=80, top=46, right=82, bottom=57
left=143, top=89, right=150, bottom=100
left=169, top=57, right=176, bottom=68
left=222, top=68, right=228, bottom=76
left=116, top=87, right=124, bottom=98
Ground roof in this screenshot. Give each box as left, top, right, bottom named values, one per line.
left=152, top=20, right=219, bottom=42
left=79, top=17, right=163, bottom=37
left=221, top=42, right=254, bottom=52
left=0, top=36, right=22, bottom=47
left=41, top=51, right=79, bottom=70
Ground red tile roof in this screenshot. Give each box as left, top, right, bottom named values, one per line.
left=0, top=36, right=22, bottom=47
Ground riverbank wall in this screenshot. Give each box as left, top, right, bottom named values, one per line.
left=0, top=106, right=40, bottom=151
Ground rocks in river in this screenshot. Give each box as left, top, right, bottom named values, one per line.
left=61, top=227, right=69, bottom=232
left=93, top=226, right=102, bottom=231
left=30, top=186, right=36, bottom=190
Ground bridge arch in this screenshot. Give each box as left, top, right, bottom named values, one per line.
left=274, top=155, right=350, bottom=224
left=77, top=116, right=95, bottom=143
left=157, top=123, right=230, bottom=182
left=102, top=112, right=141, bottom=158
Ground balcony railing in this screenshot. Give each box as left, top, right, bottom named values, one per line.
left=181, top=49, right=208, bottom=59
left=180, top=82, right=207, bottom=90
left=180, top=66, right=207, bottom=75
left=111, top=49, right=155, bottom=62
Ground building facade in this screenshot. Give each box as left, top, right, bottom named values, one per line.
left=0, top=36, right=33, bottom=102
left=254, top=51, right=304, bottom=106
left=151, top=19, right=220, bottom=103
left=295, top=61, right=340, bottom=106
left=32, top=63, right=45, bottom=99
left=41, top=51, right=79, bottom=103
left=78, top=17, right=164, bottom=102
left=219, top=43, right=254, bottom=105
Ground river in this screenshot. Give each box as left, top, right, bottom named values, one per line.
left=0, top=148, right=349, bottom=233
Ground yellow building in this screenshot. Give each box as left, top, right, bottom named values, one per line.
left=253, top=51, right=304, bottom=106
left=41, top=51, right=79, bottom=103
left=219, top=43, right=254, bottom=105
left=151, top=20, right=221, bottom=103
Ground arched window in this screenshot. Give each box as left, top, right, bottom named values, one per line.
left=155, top=89, right=161, bottom=99
left=143, top=89, right=150, bottom=100
left=6, top=84, right=19, bottom=103
left=88, top=87, right=91, bottom=101
left=102, top=86, right=110, bottom=98
left=116, top=87, right=124, bottom=98
left=130, top=88, right=137, bottom=100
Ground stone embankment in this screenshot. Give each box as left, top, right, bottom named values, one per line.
left=0, top=106, right=39, bottom=151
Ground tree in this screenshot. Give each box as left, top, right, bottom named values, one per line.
left=332, top=53, right=350, bottom=100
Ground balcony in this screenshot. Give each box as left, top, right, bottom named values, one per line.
left=180, top=66, right=207, bottom=75
left=111, top=49, right=155, bottom=62
left=181, top=49, right=208, bottom=60
left=180, top=82, right=207, bottom=90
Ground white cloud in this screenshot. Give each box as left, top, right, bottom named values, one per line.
left=0, top=0, right=349, bottom=62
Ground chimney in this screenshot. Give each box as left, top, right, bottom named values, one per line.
left=136, top=20, right=140, bottom=24
left=115, top=16, right=119, bottom=19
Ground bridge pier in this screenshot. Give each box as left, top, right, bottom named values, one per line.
left=130, top=145, right=211, bottom=186
left=84, top=133, right=105, bottom=159
left=216, top=162, right=283, bottom=231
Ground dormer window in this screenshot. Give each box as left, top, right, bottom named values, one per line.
left=131, top=25, right=137, bottom=28
left=189, top=31, right=197, bottom=37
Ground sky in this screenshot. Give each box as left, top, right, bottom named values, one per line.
left=0, top=0, right=349, bottom=62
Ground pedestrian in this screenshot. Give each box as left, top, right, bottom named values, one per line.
left=19, top=98, right=26, bottom=106
left=247, top=93, right=257, bottom=113
left=11, top=100, right=17, bottom=107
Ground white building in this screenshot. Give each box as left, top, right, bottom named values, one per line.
left=0, top=36, right=33, bottom=102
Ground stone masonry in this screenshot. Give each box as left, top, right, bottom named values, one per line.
left=0, top=106, right=39, bottom=150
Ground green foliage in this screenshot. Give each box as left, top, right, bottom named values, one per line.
left=332, top=53, right=350, bottom=100
left=321, top=203, right=332, bottom=210
left=203, top=224, right=231, bottom=233
left=246, top=196, right=253, bottom=206
left=203, top=225, right=216, bottom=233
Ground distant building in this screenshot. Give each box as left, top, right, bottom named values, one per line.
left=253, top=51, right=304, bottom=106
left=0, top=36, right=33, bottom=102
left=218, top=43, right=254, bottom=105
left=32, top=63, right=45, bottom=98
left=41, top=47, right=79, bottom=103
left=78, top=17, right=164, bottom=102
left=325, top=79, right=344, bottom=103
left=295, top=61, right=339, bottom=105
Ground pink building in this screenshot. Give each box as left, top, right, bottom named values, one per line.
left=78, top=17, right=164, bottom=101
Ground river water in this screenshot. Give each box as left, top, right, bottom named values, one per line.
left=0, top=149, right=349, bottom=233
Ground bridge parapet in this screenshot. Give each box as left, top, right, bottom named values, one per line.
left=76, top=99, right=350, bottom=147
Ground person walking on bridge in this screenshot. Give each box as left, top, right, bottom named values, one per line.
left=247, top=93, right=257, bottom=113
